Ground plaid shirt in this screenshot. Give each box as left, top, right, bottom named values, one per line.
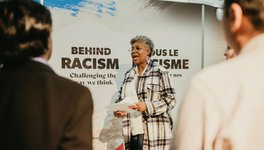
left=116, top=60, right=176, bottom=150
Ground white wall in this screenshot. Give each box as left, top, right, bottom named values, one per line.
left=204, top=5, right=226, bottom=67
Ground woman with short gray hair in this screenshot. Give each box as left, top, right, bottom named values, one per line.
left=114, top=35, right=176, bottom=150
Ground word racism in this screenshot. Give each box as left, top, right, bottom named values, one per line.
left=152, top=49, right=189, bottom=69
left=61, top=47, right=119, bottom=69
left=61, top=47, right=189, bottom=70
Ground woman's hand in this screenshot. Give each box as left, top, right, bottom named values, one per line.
left=129, top=102, right=147, bottom=112
left=113, top=111, right=127, bottom=118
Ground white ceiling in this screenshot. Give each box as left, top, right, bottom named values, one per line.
left=160, top=0, right=224, bottom=8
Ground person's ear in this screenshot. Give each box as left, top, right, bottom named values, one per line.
left=229, top=3, right=243, bottom=33
left=42, top=35, right=52, bottom=60
left=147, top=49, right=151, bottom=56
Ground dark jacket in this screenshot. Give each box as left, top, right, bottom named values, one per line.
left=0, top=60, right=93, bottom=150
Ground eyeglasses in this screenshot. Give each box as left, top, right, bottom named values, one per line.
left=224, top=45, right=232, bottom=52
left=128, top=47, right=143, bottom=53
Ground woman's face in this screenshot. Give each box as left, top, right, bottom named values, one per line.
left=130, top=41, right=150, bottom=66
left=224, top=47, right=237, bottom=60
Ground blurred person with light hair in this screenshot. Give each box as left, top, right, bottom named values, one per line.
left=171, top=0, right=264, bottom=149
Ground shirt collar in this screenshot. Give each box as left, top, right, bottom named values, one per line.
left=32, top=57, right=50, bottom=66
left=240, top=33, right=264, bottom=55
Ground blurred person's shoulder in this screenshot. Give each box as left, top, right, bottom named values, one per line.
left=191, top=59, right=239, bottom=87
left=52, top=73, right=91, bottom=95
left=186, top=60, right=243, bottom=114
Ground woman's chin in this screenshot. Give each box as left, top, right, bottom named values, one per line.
left=133, top=59, right=139, bottom=65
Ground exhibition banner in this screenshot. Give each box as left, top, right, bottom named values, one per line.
left=41, top=0, right=202, bottom=149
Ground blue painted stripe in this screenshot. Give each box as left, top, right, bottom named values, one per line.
left=42, top=0, right=118, bottom=17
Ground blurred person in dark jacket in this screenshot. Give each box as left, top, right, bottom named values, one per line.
left=0, top=1, right=93, bottom=150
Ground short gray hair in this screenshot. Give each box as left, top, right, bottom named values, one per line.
left=130, top=35, right=154, bottom=57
